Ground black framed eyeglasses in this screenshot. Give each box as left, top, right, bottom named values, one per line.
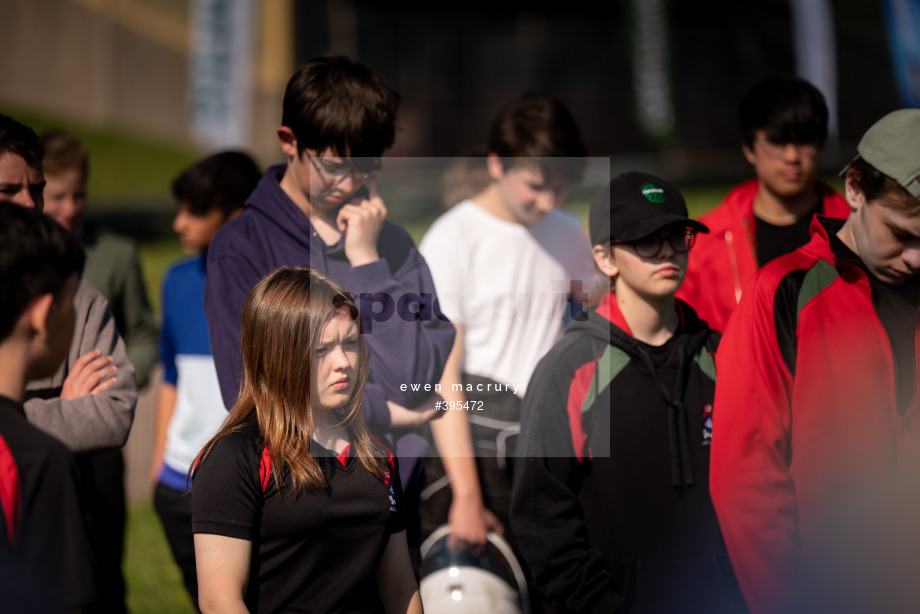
left=306, top=152, right=377, bottom=186
left=612, top=229, right=698, bottom=258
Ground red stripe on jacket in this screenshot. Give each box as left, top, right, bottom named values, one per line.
left=0, top=433, right=20, bottom=545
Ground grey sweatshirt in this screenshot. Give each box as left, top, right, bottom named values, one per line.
left=24, top=279, right=137, bottom=453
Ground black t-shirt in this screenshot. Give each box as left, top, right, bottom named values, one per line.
left=755, top=199, right=823, bottom=266
left=192, top=426, right=406, bottom=613
left=0, top=395, right=95, bottom=613
left=827, top=232, right=920, bottom=414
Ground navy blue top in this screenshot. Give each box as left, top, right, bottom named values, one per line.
left=204, top=165, right=455, bottom=465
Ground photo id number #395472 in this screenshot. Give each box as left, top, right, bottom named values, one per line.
left=435, top=400, right=484, bottom=411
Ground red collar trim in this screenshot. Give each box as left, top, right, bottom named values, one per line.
left=596, top=291, right=633, bottom=335
left=810, top=214, right=831, bottom=241
left=596, top=291, right=688, bottom=335
left=336, top=443, right=350, bottom=467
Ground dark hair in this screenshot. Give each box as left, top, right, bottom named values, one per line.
left=488, top=95, right=587, bottom=184
left=739, top=76, right=829, bottom=150
left=442, top=146, right=491, bottom=209
left=0, top=203, right=85, bottom=340
left=847, top=157, right=920, bottom=211
left=0, top=114, right=44, bottom=173
left=41, top=131, right=88, bottom=180
left=281, top=55, right=400, bottom=170
left=171, top=151, right=262, bottom=217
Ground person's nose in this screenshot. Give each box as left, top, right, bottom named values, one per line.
left=902, top=244, right=920, bottom=272
left=330, top=345, right=351, bottom=370
left=657, top=235, right=676, bottom=259
left=62, top=195, right=80, bottom=218
left=535, top=190, right=556, bottom=215
left=172, top=211, right=187, bottom=234
left=331, top=173, right=359, bottom=194
left=15, top=188, right=39, bottom=210
left=782, top=143, right=803, bottom=163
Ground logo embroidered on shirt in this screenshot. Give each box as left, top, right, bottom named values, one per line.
left=383, top=470, right=397, bottom=511
left=702, top=404, right=713, bottom=445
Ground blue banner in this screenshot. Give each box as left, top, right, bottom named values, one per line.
left=883, top=0, right=920, bottom=108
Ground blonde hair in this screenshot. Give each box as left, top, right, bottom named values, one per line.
left=41, top=131, right=88, bottom=180
left=194, top=267, right=386, bottom=495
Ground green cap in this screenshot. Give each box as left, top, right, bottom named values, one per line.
left=856, top=109, right=920, bottom=198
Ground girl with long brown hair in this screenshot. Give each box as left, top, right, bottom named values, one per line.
left=191, top=267, right=422, bottom=613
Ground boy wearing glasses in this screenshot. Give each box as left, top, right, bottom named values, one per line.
left=204, top=55, right=454, bottom=546
left=511, top=172, right=745, bottom=614
left=678, top=76, right=849, bottom=332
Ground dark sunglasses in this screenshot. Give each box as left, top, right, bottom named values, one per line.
left=612, top=229, right=698, bottom=258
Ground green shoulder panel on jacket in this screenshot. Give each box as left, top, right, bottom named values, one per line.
left=692, top=343, right=717, bottom=383
left=581, top=345, right=630, bottom=415
left=796, top=258, right=839, bottom=327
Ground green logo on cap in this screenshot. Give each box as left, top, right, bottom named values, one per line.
left=641, top=183, right=665, bottom=204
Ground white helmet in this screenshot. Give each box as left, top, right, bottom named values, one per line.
left=419, top=525, right=530, bottom=614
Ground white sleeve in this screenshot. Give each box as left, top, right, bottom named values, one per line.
left=419, top=217, right=467, bottom=323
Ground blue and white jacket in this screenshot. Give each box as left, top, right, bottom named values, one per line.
left=159, top=253, right=226, bottom=490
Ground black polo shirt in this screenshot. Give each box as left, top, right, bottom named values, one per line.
left=192, top=426, right=406, bottom=613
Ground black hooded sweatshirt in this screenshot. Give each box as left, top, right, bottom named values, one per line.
left=510, top=292, right=745, bottom=614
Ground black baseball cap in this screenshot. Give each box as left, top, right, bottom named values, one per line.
left=589, top=171, right=708, bottom=245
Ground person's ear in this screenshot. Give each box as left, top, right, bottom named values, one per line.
left=845, top=173, right=866, bottom=213
left=277, top=126, right=299, bottom=160
left=742, top=143, right=756, bottom=166
left=486, top=153, right=506, bottom=182
left=27, top=293, right=54, bottom=340
left=593, top=244, right=618, bottom=278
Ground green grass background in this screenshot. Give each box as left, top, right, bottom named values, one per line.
left=1, top=106, right=200, bottom=208
left=125, top=503, right=196, bottom=613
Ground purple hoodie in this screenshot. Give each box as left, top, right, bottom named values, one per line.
left=205, top=165, right=455, bottom=466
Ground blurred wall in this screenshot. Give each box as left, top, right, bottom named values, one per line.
left=0, top=0, right=190, bottom=142
left=0, top=0, right=904, bottom=176
left=0, top=0, right=290, bottom=163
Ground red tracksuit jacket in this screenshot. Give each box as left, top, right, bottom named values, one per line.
left=710, top=216, right=920, bottom=613
left=678, top=179, right=849, bottom=332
